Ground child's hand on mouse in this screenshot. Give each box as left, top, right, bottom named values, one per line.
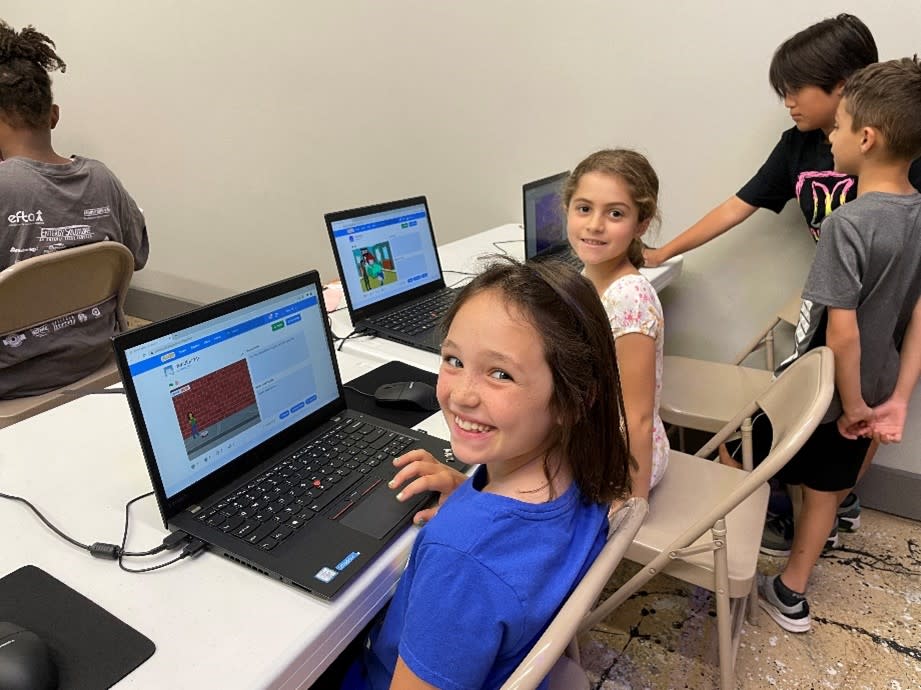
left=388, top=449, right=467, bottom=526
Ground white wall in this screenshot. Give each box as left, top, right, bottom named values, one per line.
left=3, top=2, right=919, bottom=394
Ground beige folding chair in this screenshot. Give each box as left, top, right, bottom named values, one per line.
left=660, top=289, right=803, bottom=449
left=0, top=241, right=135, bottom=429
left=501, top=497, right=649, bottom=690
left=734, top=289, right=803, bottom=370
left=582, top=346, right=833, bottom=690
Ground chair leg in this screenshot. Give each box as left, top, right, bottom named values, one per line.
left=740, top=417, right=753, bottom=472
left=765, top=328, right=776, bottom=370
left=747, top=574, right=761, bottom=627
left=712, top=518, right=735, bottom=690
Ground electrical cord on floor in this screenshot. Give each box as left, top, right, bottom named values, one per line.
left=1, top=488, right=190, bottom=561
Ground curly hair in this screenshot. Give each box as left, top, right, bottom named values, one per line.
left=0, top=21, right=66, bottom=128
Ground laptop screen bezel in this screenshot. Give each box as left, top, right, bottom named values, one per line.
left=522, top=170, right=571, bottom=260
left=324, top=196, right=448, bottom=324
left=112, top=270, right=348, bottom=526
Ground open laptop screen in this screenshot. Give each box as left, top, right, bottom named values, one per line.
left=121, top=281, right=338, bottom=499
left=328, top=198, right=443, bottom=312
left=523, top=171, right=570, bottom=259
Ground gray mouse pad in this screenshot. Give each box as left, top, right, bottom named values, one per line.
left=0, top=565, right=155, bottom=689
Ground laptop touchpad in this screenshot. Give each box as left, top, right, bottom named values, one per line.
left=341, top=486, right=429, bottom=539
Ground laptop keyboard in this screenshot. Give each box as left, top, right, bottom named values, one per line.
left=370, top=288, right=455, bottom=336
left=196, top=417, right=416, bottom=552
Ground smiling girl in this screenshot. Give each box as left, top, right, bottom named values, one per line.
left=339, top=257, right=632, bottom=690
left=564, top=149, right=668, bottom=503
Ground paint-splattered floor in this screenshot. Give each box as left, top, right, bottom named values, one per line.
left=581, top=507, right=921, bottom=689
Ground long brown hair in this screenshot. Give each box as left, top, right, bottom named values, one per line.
left=441, top=256, right=632, bottom=504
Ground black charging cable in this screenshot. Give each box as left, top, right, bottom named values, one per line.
left=0, top=488, right=189, bottom=561
left=492, top=239, right=523, bottom=255
left=118, top=490, right=205, bottom=574
left=343, top=384, right=376, bottom=399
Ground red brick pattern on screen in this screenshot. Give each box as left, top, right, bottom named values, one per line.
left=172, top=359, right=257, bottom=439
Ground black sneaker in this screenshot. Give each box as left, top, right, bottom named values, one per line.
left=837, top=492, right=861, bottom=532
left=760, top=514, right=794, bottom=556
left=760, top=514, right=839, bottom=556
left=757, top=573, right=811, bottom=633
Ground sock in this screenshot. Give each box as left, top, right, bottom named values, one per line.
left=774, top=575, right=805, bottom=605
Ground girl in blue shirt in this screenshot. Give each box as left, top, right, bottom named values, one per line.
left=342, top=257, right=633, bottom=690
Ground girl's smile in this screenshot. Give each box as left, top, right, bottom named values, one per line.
left=567, top=171, right=648, bottom=284
left=437, top=288, right=562, bottom=496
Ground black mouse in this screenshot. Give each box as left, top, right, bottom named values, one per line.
left=373, top=381, right=440, bottom=412
left=0, top=621, right=58, bottom=690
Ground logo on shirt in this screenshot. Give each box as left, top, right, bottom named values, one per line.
left=83, top=206, right=111, bottom=218
left=7, top=209, right=44, bottom=226
left=40, top=226, right=93, bottom=242
left=52, top=314, right=77, bottom=332
left=2, top=333, right=26, bottom=348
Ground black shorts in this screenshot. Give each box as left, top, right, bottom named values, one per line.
left=732, top=412, right=870, bottom=492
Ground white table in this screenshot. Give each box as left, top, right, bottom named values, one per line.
left=0, top=349, right=448, bottom=689
left=0, top=222, right=678, bottom=688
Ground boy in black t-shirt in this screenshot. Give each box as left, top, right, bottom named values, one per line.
left=646, top=14, right=921, bottom=550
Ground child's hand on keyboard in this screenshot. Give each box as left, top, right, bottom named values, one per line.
left=389, top=449, right=467, bottom=526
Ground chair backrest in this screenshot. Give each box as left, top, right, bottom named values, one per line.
left=681, top=346, right=834, bottom=542
left=0, top=241, right=135, bottom=334
left=501, top=497, right=649, bottom=690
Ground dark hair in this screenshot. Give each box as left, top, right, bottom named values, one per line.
left=0, top=21, right=66, bottom=129
left=769, top=14, right=877, bottom=97
left=562, top=149, right=660, bottom=269
left=843, top=57, right=921, bottom=162
left=440, top=256, right=632, bottom=504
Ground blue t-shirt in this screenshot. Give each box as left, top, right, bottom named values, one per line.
left=357, top=466, right=608, bottom=690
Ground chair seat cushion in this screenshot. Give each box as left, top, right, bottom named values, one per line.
left=626, top=451, right=769, bottom=598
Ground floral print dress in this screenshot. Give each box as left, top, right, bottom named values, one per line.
left=599, top=273, right=669, bottom=490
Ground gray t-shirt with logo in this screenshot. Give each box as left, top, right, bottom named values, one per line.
left=0, top=156, right=149, bottom=398
left=779, top=191, right=921, bottom=423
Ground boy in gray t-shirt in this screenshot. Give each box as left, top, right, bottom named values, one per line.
left=0, top=21, right=149, bottom=398
left=759, top=58, right=921, bottom=634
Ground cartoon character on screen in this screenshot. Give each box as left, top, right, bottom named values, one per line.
left=188, top=412, right=200, bottom=439
left=364, top=252, right=384, bottom=287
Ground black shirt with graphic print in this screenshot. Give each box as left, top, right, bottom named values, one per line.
left=737, top=126, right=921, bottom=241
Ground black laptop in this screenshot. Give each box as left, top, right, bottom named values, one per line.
left=522, top=171, right=582, bottom=268
left=112, top=270, right=463, bottom=599
left=325, top=196, right=456, bottom=353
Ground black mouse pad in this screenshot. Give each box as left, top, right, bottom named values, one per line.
left=0, top=565, right=155, bottom=689
left=343, top=360, right=439, bottom=428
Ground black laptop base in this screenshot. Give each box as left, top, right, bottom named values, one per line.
left=174, top=410, right=460, bottom=599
